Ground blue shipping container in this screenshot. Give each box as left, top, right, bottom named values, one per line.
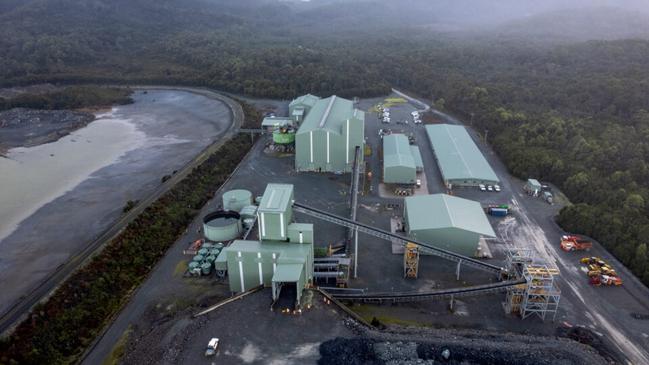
left=489, top=208, right=508, bottom=217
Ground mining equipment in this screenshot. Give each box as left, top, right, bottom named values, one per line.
left=580, top=256, right=622, bottom=287
left=560, top=235, right=593, bottom=252
left=403, top=242, right=419, bottom=278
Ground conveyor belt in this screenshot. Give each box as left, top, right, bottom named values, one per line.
left=293, top=202, right=504, bottom=274
left=328, top=279, right=526, bottom=303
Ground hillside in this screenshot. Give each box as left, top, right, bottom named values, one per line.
left=489, top=7, right=649, bottom=42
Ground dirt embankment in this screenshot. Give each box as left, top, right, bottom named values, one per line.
left=0, top=108, right=95, bottom=154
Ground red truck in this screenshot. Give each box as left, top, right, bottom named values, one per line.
left=560, top=235, right=593, bottom=252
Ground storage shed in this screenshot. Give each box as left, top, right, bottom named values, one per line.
left=425, top=124, right=499, bottom=188
left=383, top=133, right=416, bottom=184
left=294, top=95, right=365, bottom=173
left=404, top=194, right=496, bottom=257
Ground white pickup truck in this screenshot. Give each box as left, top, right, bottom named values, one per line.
left=205, top=338, right=220, bottom=356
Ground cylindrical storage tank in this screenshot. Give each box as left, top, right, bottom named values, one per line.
left=203, top=211, right=242, bottom=242
left=213, top=242, right=224, bottom=249
left=201, top=262, right=212, bottom=275
left=206, top=255, right=216, bottom=263
left=222, top=190, right=253, bottom=213
left=198, top=248, right=209, bottom=256
left=239, top=205, right=258, bottom=220
left=188, top=261, right=200, bottom=270
left=192, top=254, right=204, bottom=263
left=202, top=242, right=214, bottom=250
left=209, top=248, right=221, bottom=256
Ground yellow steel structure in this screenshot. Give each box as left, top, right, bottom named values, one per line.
left=404, top=242, right=419, bottom=278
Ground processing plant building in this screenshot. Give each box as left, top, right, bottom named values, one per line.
left=383, top=133, right=421, bottom=184
left=294, top=95, right=365, bottom=173
left=425, top=124, right=499, bottom=188
left=404, top=194, right=495, bottom=257
left=217, top=184, right=314, bottom=306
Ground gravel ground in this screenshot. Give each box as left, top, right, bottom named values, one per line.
left=0, top=108, right=94, bottom=151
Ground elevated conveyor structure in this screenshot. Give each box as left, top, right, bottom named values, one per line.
left=292, top=202, right=504, bottom=274
left=328, top=279, right=526, bottom=303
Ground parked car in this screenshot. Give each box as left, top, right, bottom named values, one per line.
left=479, top=184, right=486, bottom=191
left=494, top=184, right=501, bottom=192
left=205, top=338, right=220, bottom=356
left=487, top=185, right=494, bottom=192
left=416, top=179, right=422, bottom=188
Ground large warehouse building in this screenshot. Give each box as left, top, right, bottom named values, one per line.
left=404, top=194, right=495, bottom=257
left=425, top=124, right=499, bottom=188
left=383, top=133, right=417, bottom=184
left=218, top=184, right=314, bottom=306
left=294, top=95, right=365, bottom=173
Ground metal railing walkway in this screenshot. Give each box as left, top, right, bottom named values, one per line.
left=292, top=202, right=504, bottom=274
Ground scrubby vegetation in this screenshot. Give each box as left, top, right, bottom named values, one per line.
left=0, top=86, right=133, bottom=111
left=0, top=132, right=253, bottom=364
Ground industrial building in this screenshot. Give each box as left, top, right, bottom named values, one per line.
left=425, top=124, right=499, bottom=188
left=294, top=95, right=365, bottom=173
left=403, top=194, right=495, bottom=257
left=383, top=134, right=417, bottom=184
left=289, top=94, right=320, bottom=125
left=217, top=184, right=314, bottom=306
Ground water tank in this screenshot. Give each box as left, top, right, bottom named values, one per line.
left=198, top=248, right=209, bottom=256
left=203, top=210, right=242, bottom=242
left=222, top=190, right=253, bottom=213
left=193, top=254, right=204, bottom=263
left=201, top=262, right=213, bottom=275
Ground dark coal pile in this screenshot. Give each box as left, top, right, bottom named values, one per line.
left=320, top=328, right=608, bottom=365
left=318, top=338, right=382, bottom=365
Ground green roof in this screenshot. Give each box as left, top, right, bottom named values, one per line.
left=289, top=94, right=320, bottom=109
left=405, top=194, right=495, bottom=237
left=258, top=184, right=293, bottom=214
left=296, top=95, right=363, bottom=135
left=262, top=117, right=292, bottom=128
left=425, top=124, right=498, bottom=183
left=410, top=146, right=423, bottom=169
left=272, top=263, right=304, bottom=282
left=383, top=134, right=416, bottom=169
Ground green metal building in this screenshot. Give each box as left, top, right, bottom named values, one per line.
left=294, top=95, right=365, bottom=173
left=404, top=194, right=496, bottom=257
left=383, top=133, right=416, bottom=184
left=218, top=183, right=315, bottom=306
left=289, top=94, right=320, bottom=125
left=425, top=124, right=499, bottom=188
left=257, top=183, right=294, bottom=241
left=410, top=145, right=424, bottom=172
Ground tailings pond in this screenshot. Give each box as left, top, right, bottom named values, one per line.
left=0, top=89, right=233, bottom=316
